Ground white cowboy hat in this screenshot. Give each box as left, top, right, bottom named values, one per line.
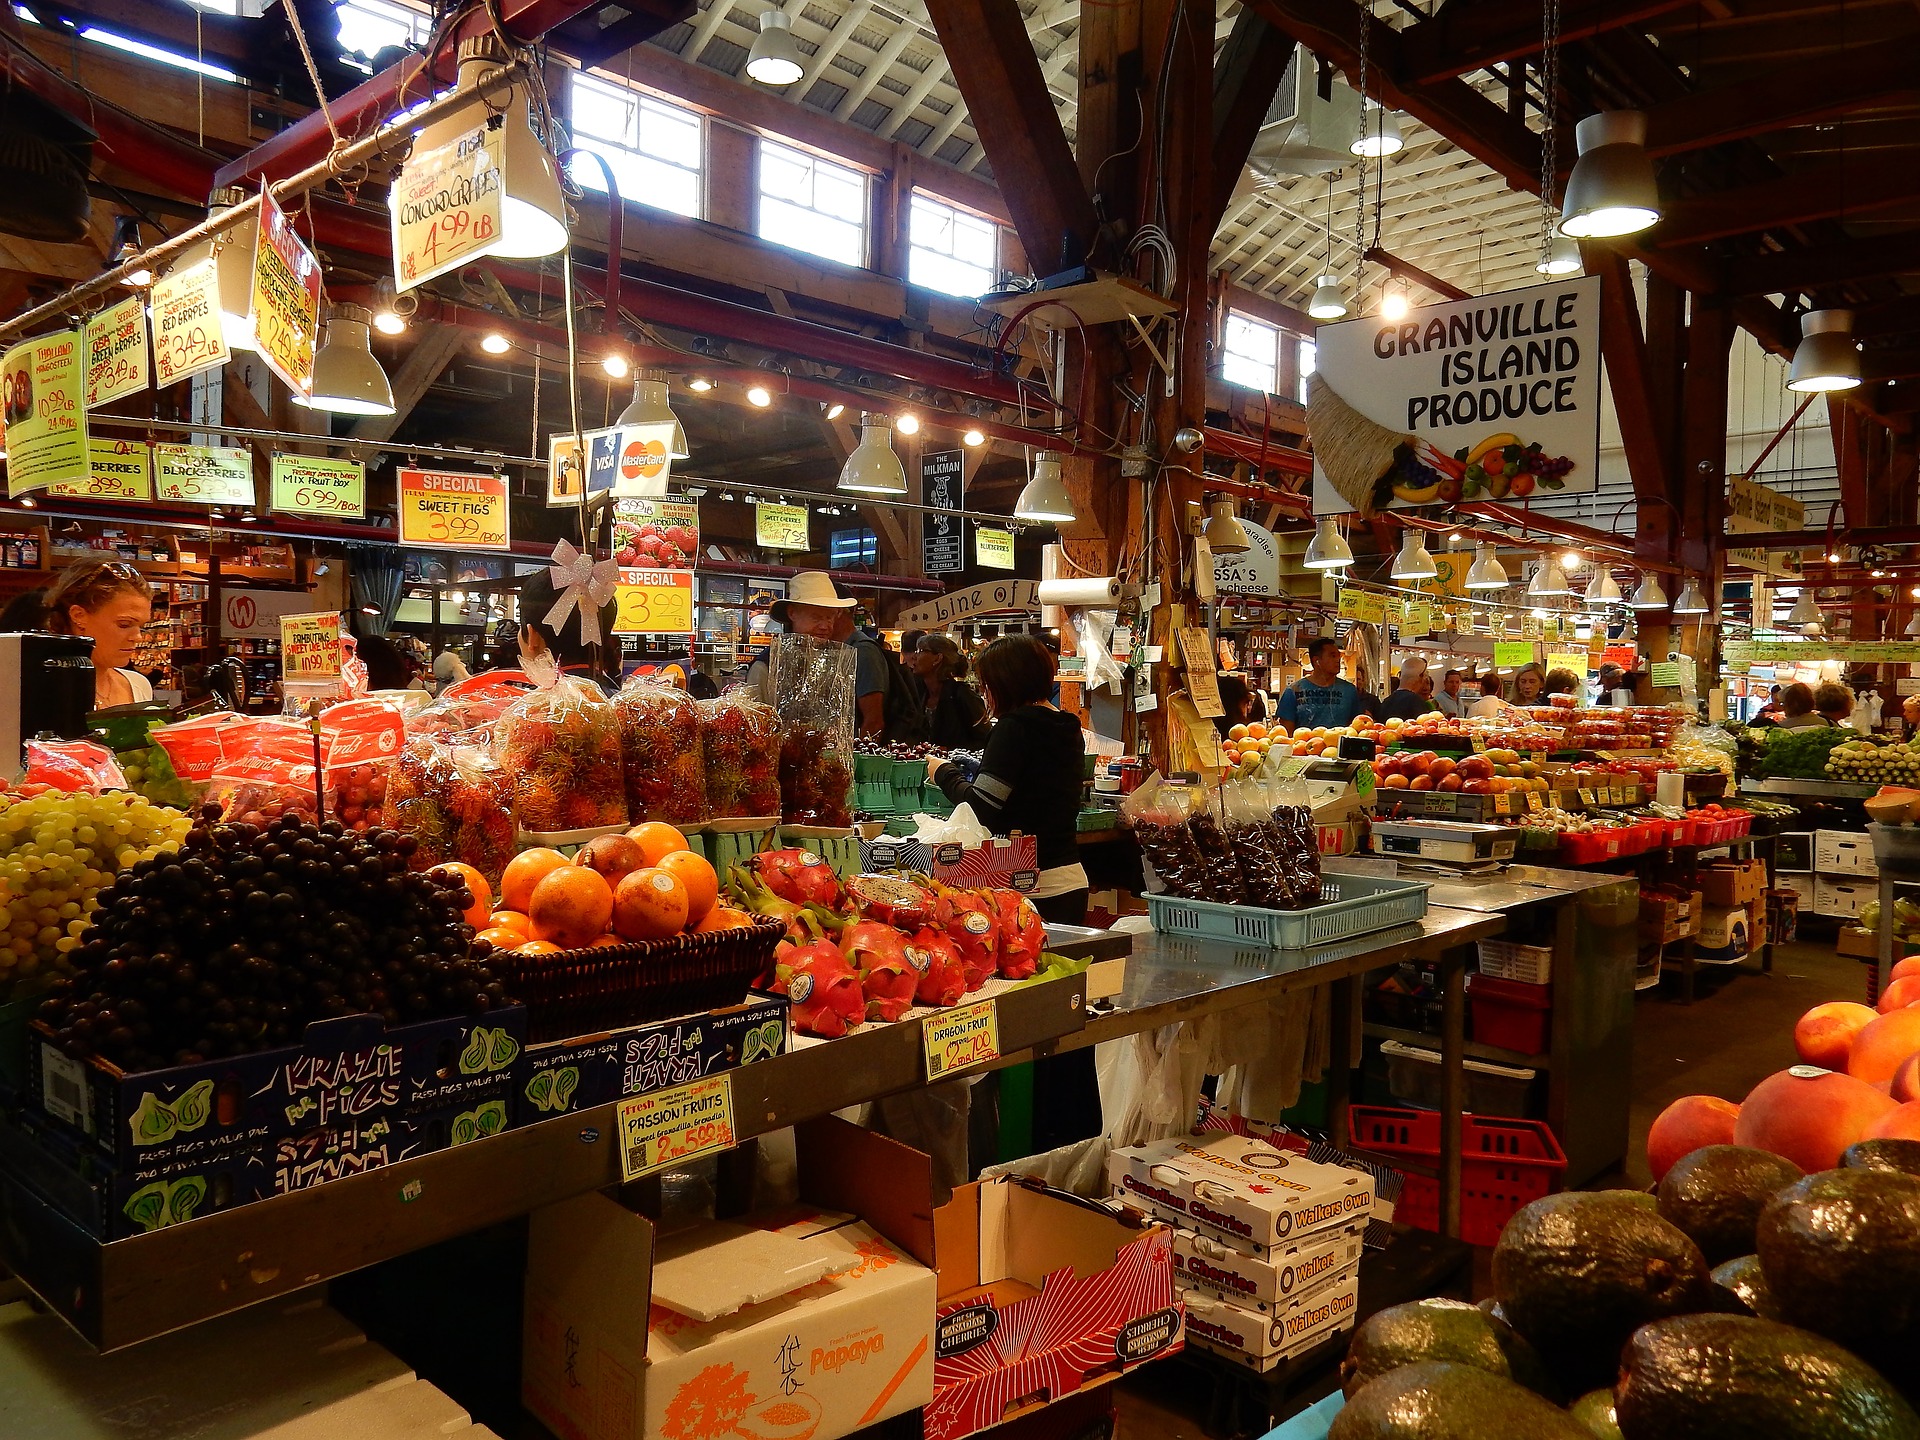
left=771, top=570, right=857, bottom=623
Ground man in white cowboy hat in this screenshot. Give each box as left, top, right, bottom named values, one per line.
left=765, top=571, right=896, bottom=739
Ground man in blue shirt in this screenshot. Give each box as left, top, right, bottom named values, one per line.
left=1276, top=636, right=1369, bottom=729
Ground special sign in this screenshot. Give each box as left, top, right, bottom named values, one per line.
left=613, top=568, right=695, bottom=635
left=390, top=123, right=503, bottom=291
left=1, top=329, right=88, bottom=497
left=149, top=258, right=229, bottom=385
left=397, top=467, right=510, bottom=551
left=1311, top=276, right=1601, bottom=514
left=84, top=295, right=149, bottom=408
left=249, top=185, right=323, bottom=397
left=271, top=453, right=365, bottom=518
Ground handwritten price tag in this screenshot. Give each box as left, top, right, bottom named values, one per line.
left=1577, top=788, right=1595, bottom=807
left=391, top=124, right=504, bottom=291
left=150, top=259, right=228, bottom=384
left=616, top=1073, right=735, bottom=1181
left=924, top=998, right=999, bottom=1080
left=613, top=568, right=694, bottom=635
left=84, top=295, right=148, bottom=408
left=397, top=467, right=510, bottom=550
left=272, top=453, right=364, bottom=518
left=1526, top=791, right=1543, bottom=813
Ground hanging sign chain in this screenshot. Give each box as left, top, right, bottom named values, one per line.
left=1539, top=0, right=1563, bottom=256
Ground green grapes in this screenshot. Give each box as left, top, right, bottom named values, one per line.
left=0, top=791, right=189, bottom=1002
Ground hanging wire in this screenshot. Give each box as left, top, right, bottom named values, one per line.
left=1351, top=3, right=1371, bottom=290
left=1538, top=0, right=1562, bottom=258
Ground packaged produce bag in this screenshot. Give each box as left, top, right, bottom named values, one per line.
left=206, top=717, right=324, bottom=824
left=407, top=668, right=537, bottom=742
left=769, top=633, right=856, bottom=827
left=23, top=738, right=127, bottom=795
left=700, top=690, right=780, bottom=818
left=388, top=731, right=516, bottom=882
left=495, top=677, right=628, bottom=833
left=612, top=674, right=706, bottom=825
left=1121, top=772, right=1209, bottom=899
left=317, top=696, right=409, bottom=831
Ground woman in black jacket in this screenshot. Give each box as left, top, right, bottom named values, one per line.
left=908, top=634, right=992, bottom=751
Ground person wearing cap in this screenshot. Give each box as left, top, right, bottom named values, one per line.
left=1375, top=656, right=1433, bottom=721
left=768, top=571, right=901, bottom=740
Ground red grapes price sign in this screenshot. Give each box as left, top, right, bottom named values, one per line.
left=1, top=328, right=88, bottom=498
left=84, top=295, right=149, bottom=408
left=150, top=258, right=229, bottom=384
left=272, top=453, right=365, bottom=518
left=391, top=124, right=503, bottom=291
left=397, top=467, right=510, bottom=551
left=616, top=1073, right=735, bottom=1180
left=249, top=185, right=322, bottom=397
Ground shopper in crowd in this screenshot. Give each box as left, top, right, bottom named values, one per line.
left=1469, top=672, right=1508, bottom=718
left=688, top=670, right=721, bottom=701
left=1815, top=681, right=1855, bottom=728
left=1376, top=656, right=1433, bottom=720
left=517, top=567, right=621, bottom=694
left=42, top=559, right=154, bottom=706
left=1213, top=673, right=1258, bottom=737
left=432, top=648, right=471, bottom=691
left=1595, top=663, right=1631, bottom=705
left=1903, top=693, right=1920, bottom=735
left=1510, top=665, right=1546, bottom=705
left=1435, top=668, right=1465, bottom=717
left=1751, top=684, right=1784, bottom=726
left=1276, top=636, right=1367, bottom=729
left=0, top=585, right=47, bottom=633
left=1542, top=667, right=1582, bottom=699
left=771, top=572, right=924, bottom=742
left=356, top=634, right=419, bottom=692
left=1775, top=682, right=1825, bottom=728
left=909, top=633, right=991, bottom=749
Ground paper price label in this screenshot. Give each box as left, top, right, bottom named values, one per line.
left=84, top=295, right=148, bottom=408
left=1649, top=661, right=1683, bottom=688
left=1494, top=640, right=1535, bottom=667
left=976, top=526, right=1015, bottom=570
left=1525, top=792, right=1543, bottom=813
left=755, top=502, right=810, bottom=550
left=1578, top=788, right=1595, bottom=807
left=392, top=124, right=504, bottom=291
left=924, top=998, right=999, bottom=1079
left=617, top=1073, right=736, bottom=1181
left=272, top=453, right=365, bottom=518
left=280, top=610, right=341, bottom=679
left=397, top=467, right=510, bottom=550
left=153, top=444, right=253, bottom=506
left=149, top=259, right=229, bottom=384
left=47, top=438, right=151, bottom=500
left=1470, top=734, right=1488, bottom=752
left=249, top=185, right=321, bottom=396
left=613, top=567, right=695, bottom=635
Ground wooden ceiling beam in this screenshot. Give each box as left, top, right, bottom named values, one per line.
left=1655, top=158, right=1920, bottom=248
left=1852, top=293, right=1920, bottom=338
left=1397, top=0, right=1693, bottom=86
left=1724, top=232, right=1920, bottom=296
left=921, top=0, right=1097, bottom=274
left=1208, top=7, right=1294, bottom=234
left=1642, top=46, right=1918, bottom=156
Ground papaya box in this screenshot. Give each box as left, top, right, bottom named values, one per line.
left=28, top=1006, right=526, bottom=1171
left=518, top=996, right=789, bottom=1120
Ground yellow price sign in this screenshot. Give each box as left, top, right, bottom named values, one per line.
left=1526, top=791, right=1544, bottom=813
left=47, top=438, right=151, bottom=501
left=616, top=1074, right=735, bottom=1181
left=613, top=568, right=695, bottom=635
left=272, top=453, right=365, bottom=518
left=149, top=259, right=228, bottom=385
left=1494, top=640, right=1535, bottom=668
left=248, top=186, right=322, bottom=396
left=924, top=998, right=1000, bottom=1079
left=396, top=467, right=510, bottom=550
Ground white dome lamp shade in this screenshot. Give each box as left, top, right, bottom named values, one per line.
left=171, top=187, right=260, bottom=354
left=1528, top=553, right=1571, bottom=597
left=1672, top=576, right=1711, bottom=615
left=1536, top=234, right=1582, bottom=276
left=1302, top=516, right=1354, bottom=570
left=1013, top=451, right=1075, bottom=523
left=837, top=417, right=908, bottom=496
left=1559, top=110, right=1661, bottom=239
left=1906, top=610, right=1920, bottom=638
left=745, top=11, right=805, bottom=86
left=1786, top=590, right=1821, bottom=627
left=1351, top=102, right=1404, bottom=158
left=1307, top=274, right=1349, bottom=321
left=292, top=305, right=395, bottom=415
left=616, top=370, right=691, bottom=458
left=1389, top=529, right=1438, bottom=581
left=1629, top=572, right=1670, bottom=610
left=1204, top=497, right=1250, bottom=555
left=1584, top=565, right=1623, bottom=607
left=1465, top=541, right=1510, bottom=589
left=1787, top=309, right=1862, bottom=393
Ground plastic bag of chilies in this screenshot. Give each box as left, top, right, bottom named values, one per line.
left=495, top=677, right=628, bottom=834
left=613, top=674, right=707, bottom=826
left=699, top=690, right=780, bottom=818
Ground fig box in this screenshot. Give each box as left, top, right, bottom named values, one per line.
left=518, top=996, right=789, bottom=1118
left=1107, top=1133, right=1376, bottom=1257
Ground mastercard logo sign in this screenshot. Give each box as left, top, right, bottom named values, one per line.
left=620, top=439, right=669, bottom=481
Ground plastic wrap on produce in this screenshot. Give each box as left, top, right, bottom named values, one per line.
left=700, top=690, right=781, bottom=818
left=770, top=633, right=854, bottom=827
left=613, top=674, right=707, bottom=825
left=496, top=677, right=628, bottom=833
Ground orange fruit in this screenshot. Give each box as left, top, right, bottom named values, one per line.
left=528, top=864, right=615, bottom=949
left=613, top=867, right=689, bottom=940
left=695, top=905, right=753, bottom=933
left=579, top=834, right=647, bottom=885
left=431, top=862, right=491, bottom=929
left=517, top=939, right=563, bottom=955
left=590, top=934, right=624, bottom=948
left=627, top=821, right=690, bottom=867
left=477, top=926, right=528, bottom=950
left=658, top=849, right=718, bottom=924
left=488, top=909, right=532, bottom=936
left=502, top=847, right=570, bottom=912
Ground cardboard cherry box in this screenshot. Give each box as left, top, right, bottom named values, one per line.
left=28, top=1005, right=526, bottom=1170
left=858, top=836, right=1040, bottom=894
left=1107, top=1133, right=1377, bottom=1257
left=1181, top=1270, right=1360, bottom=1373
left=517, top=996, right=788, bottom=1120
left=523, top=1118, right=938, bottom=1440
left=926, top=1177, right=1183, bottom=1440
left=1171, top=1222, right=1364, bottom=1312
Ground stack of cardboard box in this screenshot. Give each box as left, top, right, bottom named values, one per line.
left=1107, top=1132, right=1373, bottom=1373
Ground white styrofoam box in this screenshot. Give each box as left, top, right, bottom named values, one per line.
left=1814, top=876, right=1877, bottom=920
left=1772, top=873, right=1811, bottom=905
left=1171, top=1223, right=1363, bottom=1312
left=1816, top=829, right=1880, bottom=878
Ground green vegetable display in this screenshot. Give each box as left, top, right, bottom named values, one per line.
left=1827, top=737, right=1920, bottom=785
left=1757, top=726, right=1849, bottom=780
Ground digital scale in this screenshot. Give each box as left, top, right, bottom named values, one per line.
left=1369, top=819, right=1518, bottom=865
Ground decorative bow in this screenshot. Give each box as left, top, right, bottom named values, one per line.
left=543, top=538, right=620, bottom=649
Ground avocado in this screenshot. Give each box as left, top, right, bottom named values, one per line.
left=1758, top=1168, right=1920, bottom=1387
left=1329, top=1362, right=1593, bottom=1440
left=1847, top=1138, right=1920, bottom=1176
left=1569, top=1390, right=1623, bottom=1440
left=1616, top=1314, right=1920, bottom=1439
left=1657, top=1145, right=1804, bottom=1264
left=1710, top=1254, right=1782, bottom=1320
left=1339, top=1297, right=1559, bottom=1402
left=1493, top=1191, right=1712, bottom=1392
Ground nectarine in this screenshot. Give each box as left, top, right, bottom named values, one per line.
left=1848, top=1005, right=1920, bottom=1086
left=1734, top=1066, right=1899, bottom=1173
left=1795, top=1001, right=1878, bottom=1070
left=1880, top=975, right=1920, bottom=1013
left=1647, top=1094, right=1740, bottom=1181
left=1866, top=1099, right=1920, bottom=1143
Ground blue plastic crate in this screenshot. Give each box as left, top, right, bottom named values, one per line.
left=1146, top=872, right=1430, bottom=948
left=1261, top=1392, right=1344, bottom=1440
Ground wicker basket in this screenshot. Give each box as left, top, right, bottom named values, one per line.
left=492, top=919, right=785, bottom=1043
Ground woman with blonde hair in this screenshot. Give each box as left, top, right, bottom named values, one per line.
left=41, top=559, right=155, bottom=707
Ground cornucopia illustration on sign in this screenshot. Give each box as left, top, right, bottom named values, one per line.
left=1307, top=374, right=1575, bottom=514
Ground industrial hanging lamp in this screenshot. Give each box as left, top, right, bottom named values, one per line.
left=1466, top=541, right=1510, bottom=589
left=837, top=416, right=908, bottom=496
left=1559, top=110, right=1661, bottom=239
left=1583, top=565, right=1622, bottom=607
left=1302, top=516, right=1353, bottom=569
left=1536, top=235, right=1582, bottom=275
left=1672, top=576, right=1710, bottom=615
left=616, top=370, right=691, bottom=458
left=1012, top=451, right=1075, bottom=523
left=1629, top=572, right=1670, bottom=610
left=110, top=215, right=152, bottom=287
left=1306, top=176, right=1348, bottom=320
left=1390, top=529, right=1438, bottom=582
left=1204, top=497, right=1250, bottom=555
left=292, top=305, right=395, bottom=416
left=1787, top=589, right=1822, bottom=628
left=745, top=11, right=804, bottom=86
left=1528, top=552, right=1572, bottom=597
left=170, top=186, right=259, bottom=354
left=1787, top=309, right=1862, bottom=393
left=1350, top=102, right=1403, bottom=158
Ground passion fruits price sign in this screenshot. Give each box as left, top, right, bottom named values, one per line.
left=154, top=444, right=254, bottom=506
left=613, top=568, right=695, bottom=635
left=248, top=184, right=322, bottom=397
left=272, top=452, right=365, bottom=518
left=84, top=295, right=149, bottom=408
left=1, top=328, right=87, bottom=497
left=924, top=998, right=999, bottom=1080
left=150, top=258, right=228, bottom=384
left=47, top=437, right=152, bottom=500
left=280, top=610, right=342, bottom=679
left=391, top=123, right=503, bottom=291
left=616, top=1072, right=735, bottom=1180
left=397, top=467, right=510, bottom=550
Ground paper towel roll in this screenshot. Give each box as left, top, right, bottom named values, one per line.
left=1655, top=771, right=1686, bottom=807
left=1036, top=577, right=1122, bottom=607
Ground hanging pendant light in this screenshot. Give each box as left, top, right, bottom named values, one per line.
left=838, top=417, right=907, bottom=496
left=1528, top=552, right=1571, bottom=597
left=1672, top=576, right=1710, bottom=615
left=1787, top=589, right=1821, bottom=627
left=616, top=370, right=691, bottom=458
left=1559, top=110, right=1661, bottom=239
left=1302, top=516, right=1353, bottom=569
left=292, top=305, right=395, bottom=415
left=1629, top=572, right=1669, bottom=610
left=1204, top=497, right=1250, bottom=554
left=1536, top=234, right=1582, bottom=276
left=1390, top=529, right=1437, bottom=582
left=1307, top=273, right=1349, bottom=321
left=1012, top=451, right=1074, bottom=522
left=1787, top=309, right=1862, bottom=393
left=1905, top=611, right=1920, bottom=638
left=1350, top=102, right=1404, bottom=158
left=1584, top=565, right=1622, bottom=607
left=1466, top=541, right=1510, bottom=590
left=745, top=10, right=804, bottom=85
left=170, top=187, right=259, bottom=354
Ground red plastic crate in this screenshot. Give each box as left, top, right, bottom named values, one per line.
left=1347, top=1105, right=1567, bottom=1247
left=1469, top=973, right=1552, bottom=1055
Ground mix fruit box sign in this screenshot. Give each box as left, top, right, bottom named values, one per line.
left=272, top=453, right=365, bottom=518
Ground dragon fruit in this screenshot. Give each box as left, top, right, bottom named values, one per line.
left=839, top=919, right=920, bottom=1022
left=727, top=863, right=844, bottom=947
left=940, top=887, right=1002, bottom=993
left=754, top=848, right=847, bottom=911
left=905, top=925, right=967, bottom=1009
left=845, top=872, right=937, bottom=931
left=991, top=889, right=1046, bottom=980
left=774, top=934, right=866, bottom=1038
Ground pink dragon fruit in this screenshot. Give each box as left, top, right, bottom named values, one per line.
left=905, top=925, right=967, bottom=1009
left=940, top=887, right=1002, bottom=993
left=775, top=934, right=866, bottom=1038
left=845, top=872, right=937, bottom=931
left=754, top=848, right=847, bottom=912
left=840, top=919, right=919, bottom=1022
left=991, top=889, right=1046, bottom=980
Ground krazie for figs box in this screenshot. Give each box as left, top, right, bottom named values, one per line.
left=518, top=996, right=788, bottom=1119
left=1107, top=1133, right=1376, bottom=1257
left=28, top=1006, right=526, bottom=1169
left=1171, top=1223, right=1362, bottom=1311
